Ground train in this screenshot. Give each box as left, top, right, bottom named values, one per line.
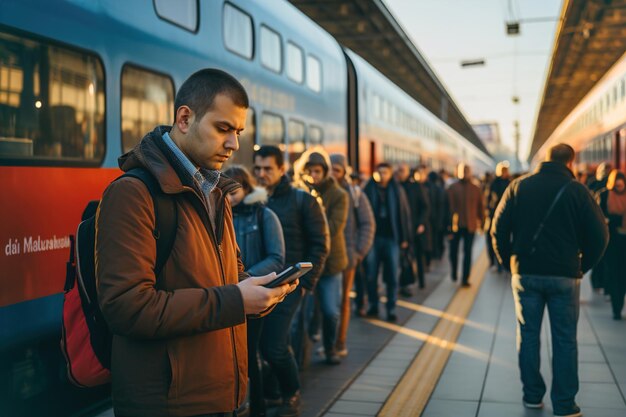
left=532, top=51, right=626, bottom=172
left=0, top=0, right=492, bottom=415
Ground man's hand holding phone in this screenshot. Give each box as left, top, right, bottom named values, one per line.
left=237, top=273, right=299, bottom=316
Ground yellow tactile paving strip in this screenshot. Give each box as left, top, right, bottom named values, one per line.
left=378, top=250, right=489, bottom=417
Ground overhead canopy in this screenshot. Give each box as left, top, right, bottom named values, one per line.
left=530, top=0, right=626, bottom=160
left=288, top=0, right=490, bottom=156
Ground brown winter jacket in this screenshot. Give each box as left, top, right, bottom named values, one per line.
left=96, top=127, right=247, bottom=417
left=447, top=179, right=485, bottom=233
left=314, top=176, right=349, bottom=275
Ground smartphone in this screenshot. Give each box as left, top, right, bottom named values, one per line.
left=264, top=262, right=313, bottom=288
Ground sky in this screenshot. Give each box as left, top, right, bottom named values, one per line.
left=383, top=0, right=563, bottom=161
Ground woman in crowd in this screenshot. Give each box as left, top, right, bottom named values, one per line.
left=224, top=165, right=286, bottom=417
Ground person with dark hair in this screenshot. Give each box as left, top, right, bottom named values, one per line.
left=595, top=169, right=626, bottom=320
left=395, top=162, right=429, bottom=292
left=588, top=162, right=612, bottom=292
left=424, top=171, right=446, bottom=260
left=486, top=162, right=511, bottom=272
left=96, top=69, right=298, bottom=417
left=224, top=165, right=285, bottom=417
left=294, top=149, right=349, bottom=364
left=253, top=145, right=329, bottom=417
left=492, top=143, right=608, bottom=417
left=446, top=163, right=484, bottom=286
left=329, top=153, right=375, bottom=355
left=363, top=162, right=411, bottom=322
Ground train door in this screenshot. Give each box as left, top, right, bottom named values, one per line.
left=344, top=52, right=359, bottom=172
left=369, top=141, right=376, bottom=174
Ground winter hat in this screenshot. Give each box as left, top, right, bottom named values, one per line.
left=305, top=151, right=329, bottom=173
left=330, top=153, right=348, bottom=171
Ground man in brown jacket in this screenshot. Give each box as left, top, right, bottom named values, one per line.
left=96, top=69, right=297, bottom=417
left=446, top=163, right=485, bottom=286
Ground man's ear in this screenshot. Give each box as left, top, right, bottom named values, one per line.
left=174, top=105, right=194, bottom=134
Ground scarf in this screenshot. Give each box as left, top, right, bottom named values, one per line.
left=607, top=189, right=626, bottom=230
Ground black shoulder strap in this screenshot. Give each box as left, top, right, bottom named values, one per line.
left=296, top=188, right=305, bottom=211
left=121, top=168, right=177, bottom=281
left=530, top=180, right=572, bottom=254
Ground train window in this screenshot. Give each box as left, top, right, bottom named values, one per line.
left=153, top=0, right=198, bottom=32
left=0, top=31, right=105, bottom=165
left=223, top=3, right=254, bottom=60
left=288, top=119, right=305, bottom=163
left=372, top=93, right=381, bottom=119
left=306, top=55, right=322, bottom=92
left=260, top=26, right=282, bottom=73
left=121, top=65, right=174, bottom=153
left=260, top=112, right=284, bottom=146
left=226, top=107, right=255, bottom=167
left=286, top=42, right=304, bottom=83
left=309, top=125, right=323, bottom=145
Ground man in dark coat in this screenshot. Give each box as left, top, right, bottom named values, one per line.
left=363, top=162, right=411, bottom=322
left=395, top=162, right=429, bottom=293
left=492, top=144, right=608, bottom=417
left=253, top=145, right=330, bottom=417
left=486, top=162, right=510, bottom=271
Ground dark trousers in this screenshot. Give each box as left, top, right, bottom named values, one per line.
left=247, top=318, right=265, bottom=417
left=606, top=234, right=626, bottom=317
left=259, top=289, right=303, bottom=398
left=449, top=228, right=475, bottom=283
left=413, top=236, right=426, bottom=288
left=354, top=261, right=367, bottom=311
left=486, top=219, right=497, bottom=266
left=365, top=236, right=400, bottom=314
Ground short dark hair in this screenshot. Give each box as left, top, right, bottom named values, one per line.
left=174, top=68, right=249, bottom=121
left=547, top=143, right=575, bottom=165
left=223, top=165, right=256, bottom=194
left=254, top=145, right=284, bottom=167
left=376, top=162, right=392, bottom=170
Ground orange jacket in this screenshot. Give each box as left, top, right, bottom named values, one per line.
left=96, top=127, right=247, bottom=416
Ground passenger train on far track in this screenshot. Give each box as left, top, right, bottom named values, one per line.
left=532, top=51, right=626, bottom=172
left=0, top=0, right=492, bottom=415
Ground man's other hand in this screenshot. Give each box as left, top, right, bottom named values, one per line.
left=237, top=273, right=299, bottom=315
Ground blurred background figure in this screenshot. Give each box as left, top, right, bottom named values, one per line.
left=329, top=153, right=375, bottom=358
left=363, top=163, right=411, bottom=322
left=446, top=163, right=485, bottom=286
left=486, top=162, right=511, bottom=272
left=596, top=169, right=626, bottom=320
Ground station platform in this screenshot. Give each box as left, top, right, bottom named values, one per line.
left=92, top=236, right=626, bottom=417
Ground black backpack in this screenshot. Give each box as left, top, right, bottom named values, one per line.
left=61, top=167, right=177, bottom=387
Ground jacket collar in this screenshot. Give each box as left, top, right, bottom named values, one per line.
left=312, top=176, right=336, bottom=194
left=271, top=175, right=293, bottom=197
left=118, top=125, right=241, bottom=195
left=536, top=161, right=575, bottom=179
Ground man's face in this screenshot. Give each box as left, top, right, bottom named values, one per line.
left=178, top=94, right=247, bottom=170
left=331, top=163, right=345, bottom=181
left=306, top=164, right=326, bottom=185
left=377, top=167, right=393, bottom=186
left=395, top=164, right=410, bottom=182
left=254, top=155, right=285, bottom=188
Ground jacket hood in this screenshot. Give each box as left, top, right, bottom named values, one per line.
left=243, top=186, right=268, bottom=205
left=119, top=125, right=241, bottom=195
left=292, top=147, right=332, bottom=188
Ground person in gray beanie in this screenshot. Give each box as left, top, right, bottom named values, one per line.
left=330, top=154, right=375, bottom=356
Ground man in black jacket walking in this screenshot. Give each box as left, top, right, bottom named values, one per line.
left=492, top=144, right=608, bottom=417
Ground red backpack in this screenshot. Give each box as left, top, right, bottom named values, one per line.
left=60, top=168, right=177, bottom=387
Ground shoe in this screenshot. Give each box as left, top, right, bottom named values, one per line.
left=522, top=401, right=544, bottom=409
left=613, top=314, right=622, bottom=321
left=277, top=392, right=301, bottom=417
left=325, top=353, right=341, bottom=365
left=461, top=282, right=471, bottom=288
left=399, top=286, right=413, bottom=297
left=451, top=275, right=458, bottom=282
left=336, top=346, right=349, bottom=357
left=387, top=313, right=398, bottom=323
left=365, top=308, right=379, bottom=318
left=264, top=396, right=283, bottom=408
left=553, top=405, right=582, bottom=417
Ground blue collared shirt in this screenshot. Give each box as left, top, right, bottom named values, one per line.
left=162, top=132, right=220, bottom=202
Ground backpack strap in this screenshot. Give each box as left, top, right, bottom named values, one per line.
left=529, top=180, right=572, bottom=255
left=121, top=168, right=178, bottom=282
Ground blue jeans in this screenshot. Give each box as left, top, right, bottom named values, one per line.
left=511, top=274, right=580, bottom=415
left=316, top=273, right=342, bottom=354
left=365, top=237, right=400, bottom=314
